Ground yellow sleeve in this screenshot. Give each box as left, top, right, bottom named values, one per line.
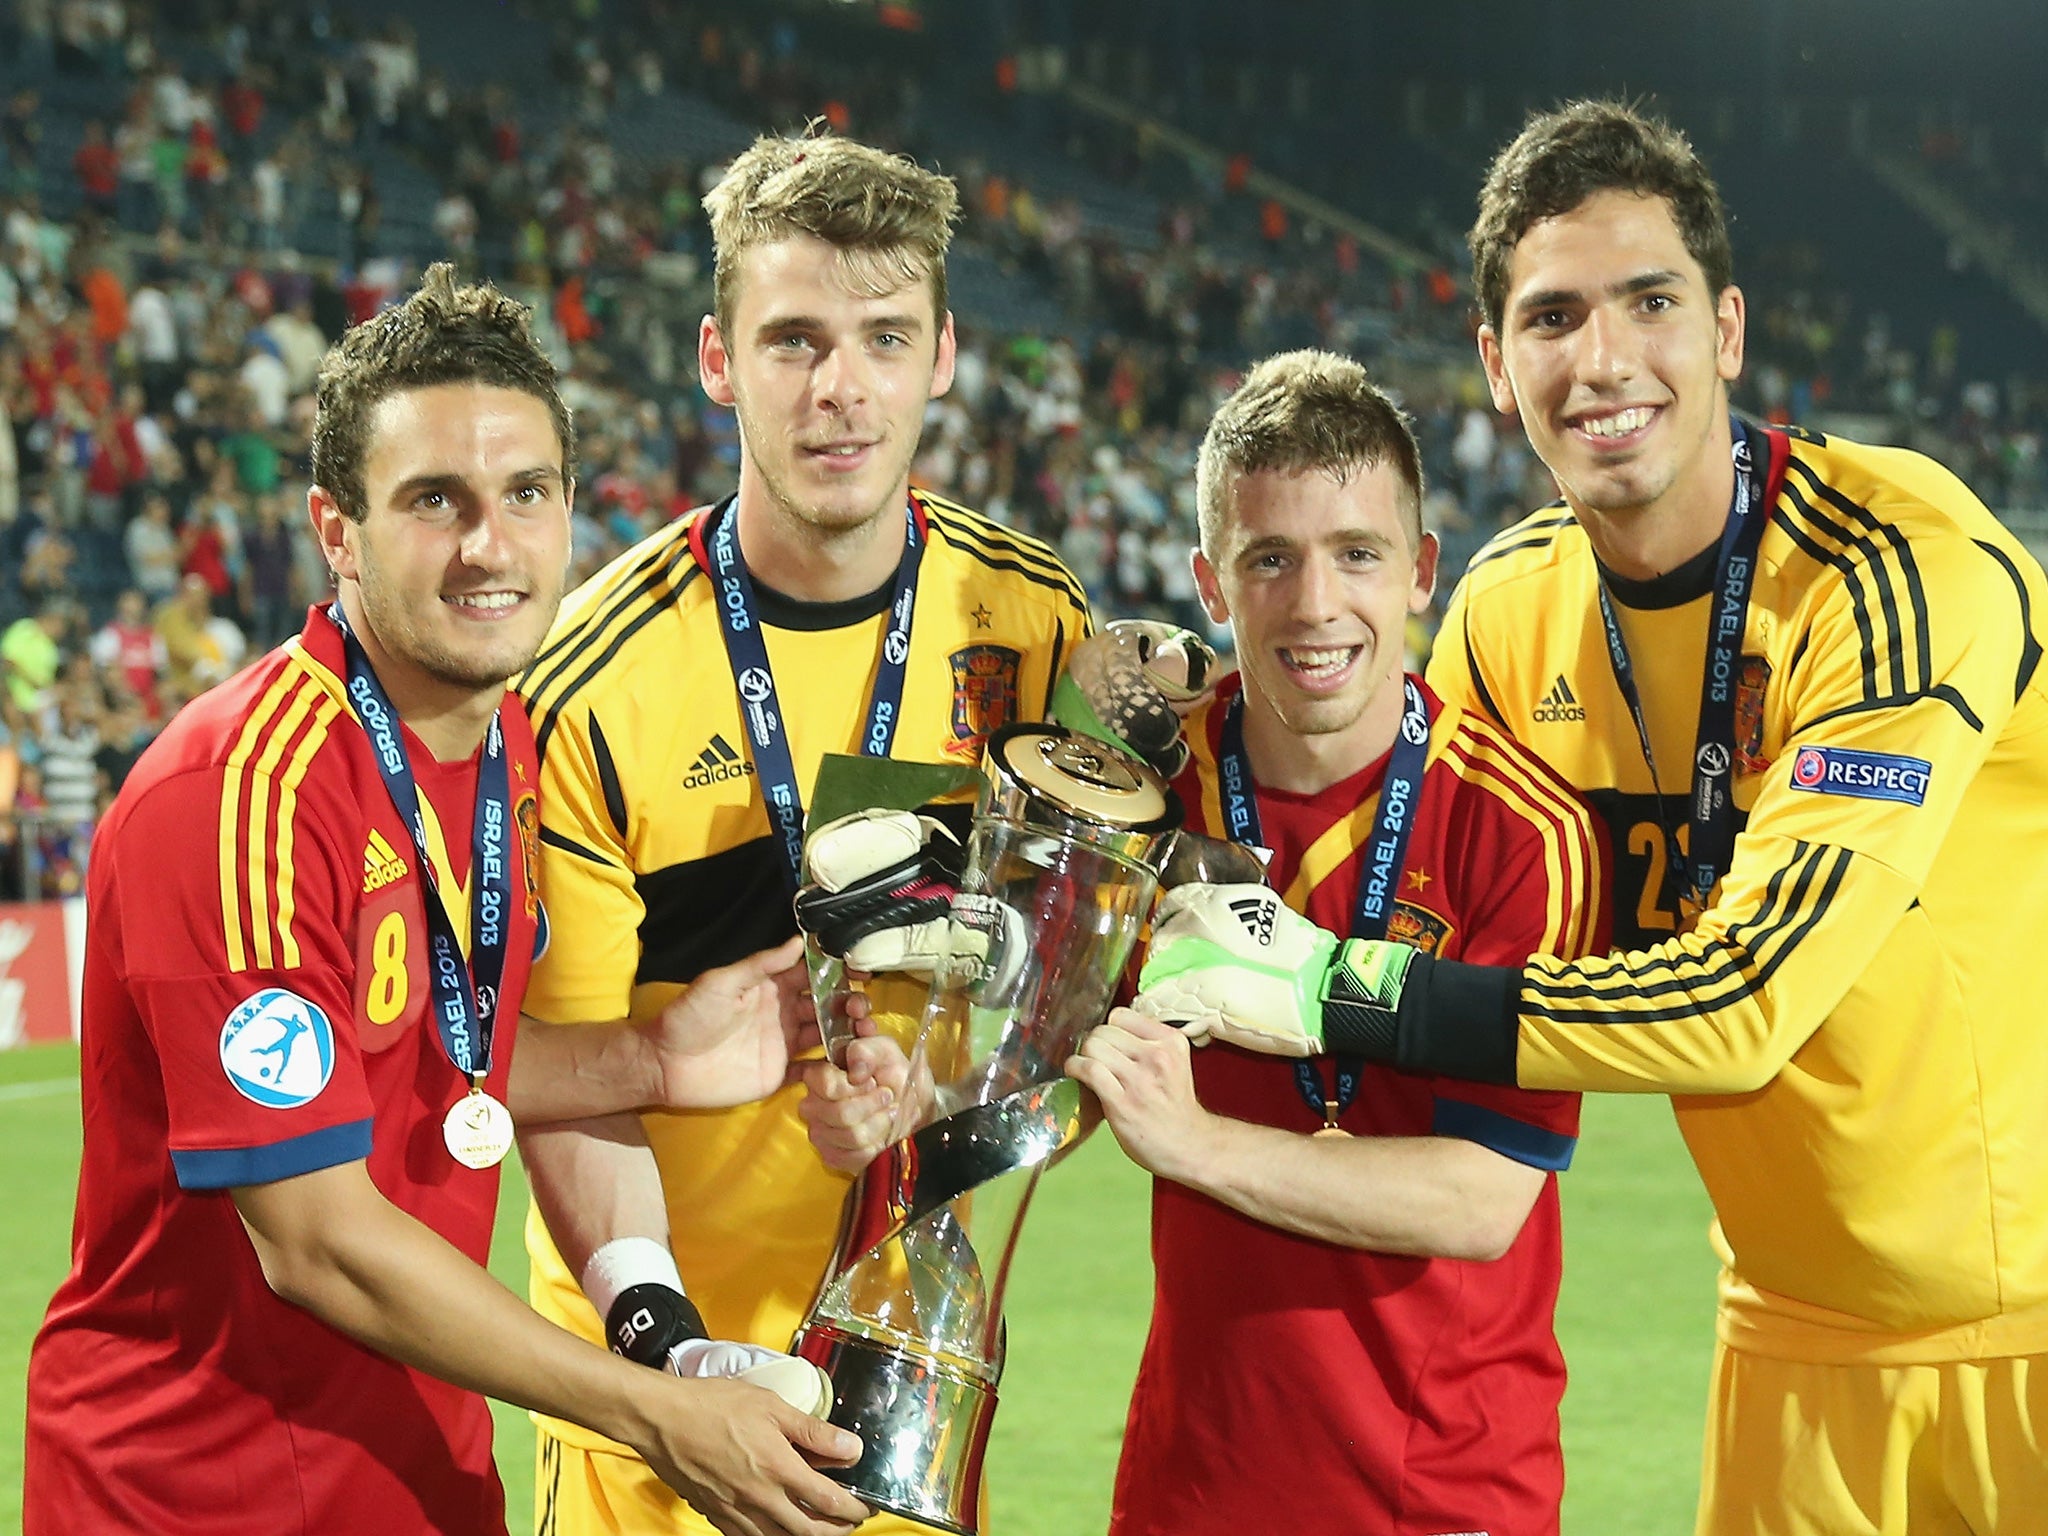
left=525, top=701, right=645, bottom=1024
left=1515, top=531, right=2028, bottom=1093
left=1424, top=576, right=1509, bottom=729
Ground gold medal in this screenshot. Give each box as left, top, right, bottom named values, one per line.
left=443, top=1087, right=514, bottom=1169
left=1311, top=1123, right=1353, bottom=1139
left=1312, top=1100, right=1351, bottom=1139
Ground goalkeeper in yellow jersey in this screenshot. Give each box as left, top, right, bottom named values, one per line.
left=1136, top=100, right=2048, bottom=1536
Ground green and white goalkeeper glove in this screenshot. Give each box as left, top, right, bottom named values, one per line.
left=1131, top=884, right=1422, bottom=1059
left=1051, top=619, right=1218, bottom=777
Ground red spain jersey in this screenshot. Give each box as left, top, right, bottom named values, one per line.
left=25, top=607, right=543, bottom=1536
left=1113, top=676, right=1608, bottom=1536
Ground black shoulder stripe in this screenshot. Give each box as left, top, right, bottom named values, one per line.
left=1469, top=509, right=1575, bottom=568
left=1796, top=687, right=1984, bottom=737
left=925, top=520, right=1089, bottom=608
left=1795, top=460, right=1933, bottom=697
left=1526, top=843, right=1848, bottom=1022
left=921, top=497, right=1072, bottom=579
left=1972, top=539, right=2044, bottom=701
left=539, top=825, right=616, bottom=867
left=528, top=531, right=691, bottom=678
left=587, top=712, right=630, bottom=843
left=1459, top=604, right=1507, bottom=728
left=1774, top=492, right=1884, bottom=703
left=531, top=568, right=700, bottom=762
left=524, top=541, right=695, bottom=719
left=1782, top=458, right=1930, bottom=698
left=1470, top=529, right=1563, bottom=571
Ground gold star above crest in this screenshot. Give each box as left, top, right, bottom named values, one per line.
left=1405, top=868, right=1433, bottom=893
left=971, top=604, right=993, bottom=629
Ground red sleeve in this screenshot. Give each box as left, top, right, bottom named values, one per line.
left=1426, top=754, right=1608, bottom=1165
left=114, top=766, right=376, bottom=1189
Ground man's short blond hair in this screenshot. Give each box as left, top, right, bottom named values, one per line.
left=703, top=131, right=959, bottom=335
left=1194, top=350, right=1425, bottom=557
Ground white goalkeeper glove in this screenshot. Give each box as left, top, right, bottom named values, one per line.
left=1051, top=619, right=1217, bottom=777
left=583, top=1238, right=833, bottom=1416
left=1131, top=884, right=1420, bottom=1059
left=795, top=807, right=974, bottom=974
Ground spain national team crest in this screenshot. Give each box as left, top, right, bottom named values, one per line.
left=1388, top=902, right=1454, bottom=957
left=945, top=645, right=1022, bottom=761
left=1734, top=654, right=1773, bottom=775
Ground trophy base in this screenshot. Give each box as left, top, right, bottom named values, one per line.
left=792, top=1323, right=997, bottom=1536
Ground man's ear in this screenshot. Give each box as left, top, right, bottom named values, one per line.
left=1192, top=549, right=1230, bottom=627
left=309, top=484, right=358, bottom=582
left=699, top=314, right=736, bottom=408
left=1477, top=325, right=1518, bottom=417
left=1410, top=530, right=1441, bottom=615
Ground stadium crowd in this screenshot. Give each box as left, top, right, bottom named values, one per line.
left=3, top=0, right=2044, bottom=904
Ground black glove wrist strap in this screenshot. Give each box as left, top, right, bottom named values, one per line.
left=605, top=1282, right=708, bottom=1368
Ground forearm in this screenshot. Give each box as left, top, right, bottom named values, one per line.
left=1160, top=1116, right=1543, bottom=1262
left=1379, top=841, right=1910, bottom=1094
left=234, top=1169, right=666, bottom=1451
left=507, top=1016, right=663, bottom=1123
left=518, top=1114, right=672, bottom=1278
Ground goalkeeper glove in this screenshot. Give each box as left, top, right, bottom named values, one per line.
left=1051, top=619, right=1217, bottom=777
left=1130, top=883, right=1423, bottom=1060
left=795, top=807, right=968, bottom=974
left=584, top=1238, right=833, bottom=1416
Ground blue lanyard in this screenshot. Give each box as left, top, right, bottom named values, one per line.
left=1595, top=418, right=1770, bottom=916
left=705, top=496, right=924, bottom=891
left=1217, top=677, right=1431, bottom=1127
left=330, top=604, right=512, bottom=1087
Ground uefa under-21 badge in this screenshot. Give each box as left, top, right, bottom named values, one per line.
left=219, top=988, right=337, bottom=1108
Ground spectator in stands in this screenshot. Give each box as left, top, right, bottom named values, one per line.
left=91, top=684, right=153, bottom=802
left=72, top=119, right=120, bottom=218
left=239, top=491, right=301, bottom=650
left=125, top=488, right=181, bottom=603
left=2, top=598, right=68, bottom=713
left=152, top=572, right=219, bottom=700
left=177, top=469, right=238, bottom=607
left=88, top=590, right=165, bottom=719
left=37, top=685, right=99, bottom=836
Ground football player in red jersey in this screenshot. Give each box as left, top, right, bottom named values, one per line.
left=24, top=265, right=867, bottom=1536
left=1077, top=351, right=1608, bottom=1536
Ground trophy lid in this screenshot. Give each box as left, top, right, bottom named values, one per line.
left=983, top=723, right=1182, bottom=857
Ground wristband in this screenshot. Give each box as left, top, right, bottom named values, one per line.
left=582, top=1237, right=707, bottom=1367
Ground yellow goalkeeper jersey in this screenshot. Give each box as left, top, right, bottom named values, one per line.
left=1428, top=427, right=2048, bottom=1364
left=517, top=491, right=1090, bottom=1452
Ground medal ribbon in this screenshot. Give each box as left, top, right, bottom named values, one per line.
left=1595, top=417, right=1772, bottom=915
left=331, top=604, right=511, bottom=1089
left=1218, top=677, right=1431, bottom=1129
left=704, top=496, right=923, bottom=891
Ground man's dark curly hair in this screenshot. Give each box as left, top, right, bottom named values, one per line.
left=311, top=262, right=574, bottom=521
left=1470, top=100, right=1733, bottom=333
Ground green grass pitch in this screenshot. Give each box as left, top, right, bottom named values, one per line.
left=4, top=1040, right=1714, bottom=1531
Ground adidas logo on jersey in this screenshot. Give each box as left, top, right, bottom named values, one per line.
left=362, top=830, right=409, bottom=893
left=1228, top=894, right=1276, bottom=948
left=683, top=734, right=756, bottom=790
left=1532, top=674, right=1586, bottom=723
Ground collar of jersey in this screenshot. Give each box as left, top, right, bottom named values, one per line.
left=1595, top=534, right=1720, bottom=611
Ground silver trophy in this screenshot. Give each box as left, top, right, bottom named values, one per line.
left=792, top=723, right=1182, bottom=1534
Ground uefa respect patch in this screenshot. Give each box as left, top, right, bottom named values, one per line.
left=1788, top=746, right=1932, bottom=806
left=219, top=988, right=338, bottom=1109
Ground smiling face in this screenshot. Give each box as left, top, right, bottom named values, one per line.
left=1194, top=461, right=1437, bottom=757
left=1479, top=189, right=1744, bottom=537
left=313, top=383, right=571, bottom=704
left=700, top=233, right=956, bottom=545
